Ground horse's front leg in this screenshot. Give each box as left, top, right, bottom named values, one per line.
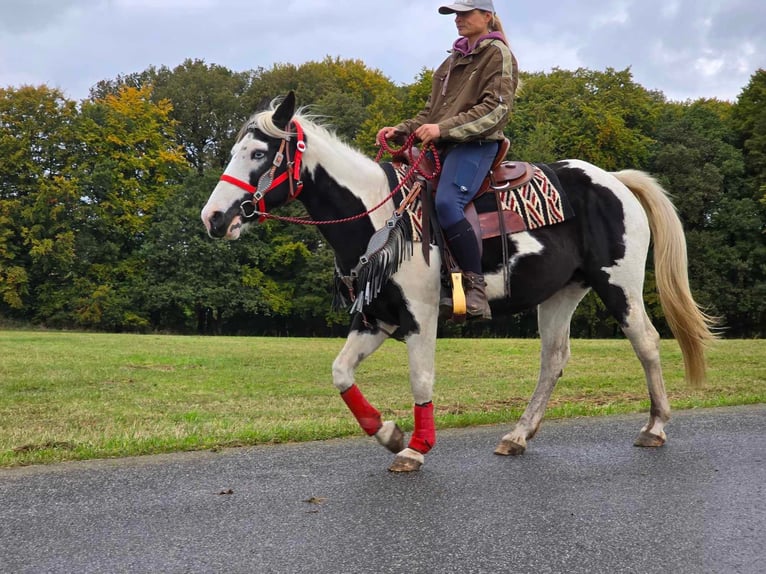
left=388, top=307, right=439, bottom=473
left=332, top=327, right=405, bottom=455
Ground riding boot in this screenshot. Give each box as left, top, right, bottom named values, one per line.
left=443, top=219, right=492, bottom=320
left=462, top=271, right=492, bottom=320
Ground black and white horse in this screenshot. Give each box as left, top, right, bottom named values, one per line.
left=201, top=92, right=716, bottom=472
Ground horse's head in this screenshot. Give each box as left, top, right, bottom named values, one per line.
left=201, top=91, right=304, bottom=239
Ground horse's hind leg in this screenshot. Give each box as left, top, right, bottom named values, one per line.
left=588, top=264, right=670, bottom=446
left=332, top=328, right=405, bottom=454
left=495, top=284, right=589, bottom=456
left=618, top=296, right=670, bottom=447
left=627, top=318, right=670, bottom=447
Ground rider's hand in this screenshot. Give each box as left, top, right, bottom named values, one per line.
left=376, top=127, right=399, bottom=145
left=414, top=124, right=440, bottom=146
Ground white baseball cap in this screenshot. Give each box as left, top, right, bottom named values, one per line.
left=438, top=0, right=496, bottom=14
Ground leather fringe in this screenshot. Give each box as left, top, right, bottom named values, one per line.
left=349, top=213, right=413, bottom=314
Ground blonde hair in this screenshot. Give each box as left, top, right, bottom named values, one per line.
left=487, top=13, right=520, bottom=94
left=489, top=13, right=508, bottom=45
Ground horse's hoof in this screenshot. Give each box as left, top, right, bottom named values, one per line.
left=634, top=430, right=667, bottom=447
left=389, top=456, right=422, bottom=472
left=388, top=448, right=424, bottom=472
left=494, top=438, right=526, bottom=456
left=375, top=421, right=405, bottom=454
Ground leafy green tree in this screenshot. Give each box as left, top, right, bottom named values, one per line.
left=728, top=69, right=766, bottom=334
left=0, top=86, right=79, bottom=316
left=651, top=100, right=743, bottom=228
left=243, top=213, right=347, bottom=336
left=148, top=60, right=253, bottom=174
left=508, top=67, right=662, bottom=169
left=139, top=173, right=259, bottom=333
left=356, top=68, right=432, bottom=156
left=141, top=173, right=346, bottom=335
left=92, top=59, right=253, bottom=175
left=64, top=85, right=186, bottom=330
left=245, top=57, right=400, bottom=149
left=3, top=63, right=763, bottom=337
left=649, top=98, right=764, bottom=336
left=731, top=69, right=766, bottom=202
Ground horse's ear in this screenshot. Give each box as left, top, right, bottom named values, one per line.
left=272, top=91, right=296, bottom=130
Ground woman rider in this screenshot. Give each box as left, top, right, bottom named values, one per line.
left=377, top=0, right=518, bottom=320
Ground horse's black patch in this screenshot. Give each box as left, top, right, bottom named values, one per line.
left=550, top=163, right=630, bottom=324
left=349, top=282, right=419, bottom=341
left=553, top=163, right=627, bottom=264
left=302, top=164, right=379, bottom=273
left=475, top=161, right=631, bottom=320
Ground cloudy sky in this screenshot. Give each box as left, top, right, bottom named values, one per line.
left=1, top=0, right=763, bottom=103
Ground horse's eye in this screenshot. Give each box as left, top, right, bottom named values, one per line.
left=252, top=150, right=266, bottom=160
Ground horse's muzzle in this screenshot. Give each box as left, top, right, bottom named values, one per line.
left=206, top=210, right=229, bottom=238
left=206, top=211, right=243, bottom=240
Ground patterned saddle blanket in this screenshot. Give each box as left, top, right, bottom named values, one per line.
left=385, top=162, right=574, bottom=242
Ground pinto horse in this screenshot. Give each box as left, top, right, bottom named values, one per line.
left=201, top=92, right=716, bottom=472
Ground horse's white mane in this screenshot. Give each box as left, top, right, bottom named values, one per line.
left=238, top=96, right=390, bottom=221
left=241, top=97, right=334, bottom=145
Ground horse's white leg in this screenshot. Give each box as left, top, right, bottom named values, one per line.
left=599, top=171, right=670, bottom=445
left=389, top=297, right=439, bottom=473
left=333, top=329, right=405, bottom=454
left=495, top=284, right=589, bottom=456
left=620, top=299, right=670, bottom=447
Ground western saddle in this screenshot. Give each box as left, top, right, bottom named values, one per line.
left=393, top=137, right=533, bottom=197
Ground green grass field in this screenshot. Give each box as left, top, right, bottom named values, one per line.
left=0, top=331, right=763, bottom=467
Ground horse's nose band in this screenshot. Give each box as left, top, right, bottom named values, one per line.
left=219, top=120, right=307, bottom=223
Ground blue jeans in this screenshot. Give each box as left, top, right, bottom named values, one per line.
left=434, top=140, right=499, bottom=228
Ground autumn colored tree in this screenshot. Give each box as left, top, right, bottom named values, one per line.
left=92, top=59, right=253, bottom=175
left=0, top=86, right=80, bottom=317
left=63, top=85, right=186, bottom=329
left=1, top=60, right=763, bottom=336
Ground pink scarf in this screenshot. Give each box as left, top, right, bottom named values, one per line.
left=452, top=31, right=507, bottom=55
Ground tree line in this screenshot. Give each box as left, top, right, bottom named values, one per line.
left=1, top=58, right=764, bottom=337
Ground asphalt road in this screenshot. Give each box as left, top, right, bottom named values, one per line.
left=1, top=405, right=764, bottom=574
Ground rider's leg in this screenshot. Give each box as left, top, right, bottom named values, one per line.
left=435, top=141, right=498, bottom=319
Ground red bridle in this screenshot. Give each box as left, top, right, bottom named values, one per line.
left=219, top=120, right=306, bottom=223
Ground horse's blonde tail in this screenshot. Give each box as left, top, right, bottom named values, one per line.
left=612, top=169, right=719, bottom=386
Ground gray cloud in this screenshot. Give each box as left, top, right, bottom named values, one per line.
left=0, top=0, right=762, bottom=102
left=0, top=0, right=83, bottom=33
left=512, top=0, right=766, bottom=100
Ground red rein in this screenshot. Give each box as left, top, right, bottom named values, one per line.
left=375, top=132, right=442, bottom=180
left=218, top=123, right=441, bottom=226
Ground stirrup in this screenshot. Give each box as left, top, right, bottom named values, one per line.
left=451, top=272, right=466, bottom=318
left=439, top=272, right=467, bottom=323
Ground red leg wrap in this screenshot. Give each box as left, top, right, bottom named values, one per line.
left=341, top=384, right=382, bottom=436
left=408, top=402, right=436, bottom=454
